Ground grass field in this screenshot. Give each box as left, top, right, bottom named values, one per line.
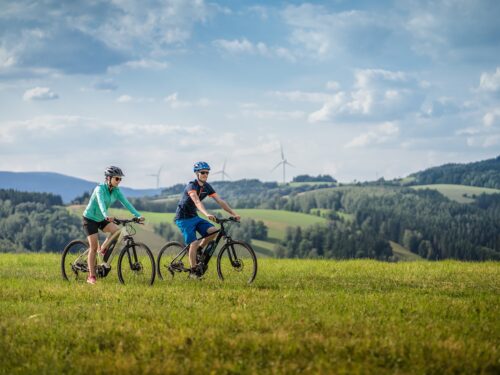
left=412, top=184, right=500, bottom=203
left=0, top=254, right=498, bottom=374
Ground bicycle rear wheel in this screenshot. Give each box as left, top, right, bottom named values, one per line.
left=157, top=241, right=185, bottom=281
left=117, top=242, right=155, bottom=286
left=61, top=240, right=89, bottom=282
left=217, top=240, right=257, bottom=284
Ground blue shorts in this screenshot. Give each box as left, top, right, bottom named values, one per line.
left=175, top=216, right=214, bottom=245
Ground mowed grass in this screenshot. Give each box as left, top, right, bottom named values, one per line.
left=412, top=184, right=500, bottom=203
left=1, top=254, right=499, bottom=374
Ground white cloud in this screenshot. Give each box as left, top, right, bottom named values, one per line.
left=456, top=107, right=500, bottom=149
left=0, top=48, right=16, bottom=68
left=283, top=4, right=394, bottom=60
left=108, top=59, right=169, bottom=73
left=420, top=97, right=462, bottom=118
left=116, top=95, right=155, bottom=103
left=76, top=1, right=218, bottom=51
left=116, top=95, right=133, bottom=103
left=23, top=87, right=59, bottom=101
left=483, top=108, right=500, bottom=127
left=479, top=67, right=500, bottom=92
left=271, top=90, right=334, bottom=103
left=164, top=93, right=210, bottom=109
left=241, top=109, right=306, bottom=121
left=308, top=69, right=425, bottom=123
left=213, top=38, right=254, bottom=53
left=213, top=38, right=296, bottom=62
left=404, top=1, right=500, bottom=60
left=0, top=1, right=221, bottom=76
left=326, top=81, right=340, bottom=90
left=345, top=122, right=400, bottom=148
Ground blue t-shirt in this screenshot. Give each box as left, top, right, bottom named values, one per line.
left=174, top=180, right=217, bottom=220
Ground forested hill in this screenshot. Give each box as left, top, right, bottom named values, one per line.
left=0, top=189, right=81, bottom=253
left=407, top=155, right=500, bottom=188
left=282, top=187, right=500, bottom=261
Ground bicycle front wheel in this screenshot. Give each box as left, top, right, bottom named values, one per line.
left=117, top=242, right=155, bottom=286
left=157, top=241, right=185, bottom=281
left=61, top=240, right=89, bottom=282
left=217, top=240, right=257, bottom=284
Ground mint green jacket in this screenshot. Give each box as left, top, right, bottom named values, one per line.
left=83, top=183, right=141, bottom=222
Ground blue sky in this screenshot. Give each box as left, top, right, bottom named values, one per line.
left=1, top=0, right=499, bottom=188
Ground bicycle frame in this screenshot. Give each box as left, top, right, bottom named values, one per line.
left=168, top=219, right=238, bottom=273
left=71, top=224, right=132, bottom=271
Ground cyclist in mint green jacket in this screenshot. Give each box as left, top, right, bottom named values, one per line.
left=82, top=166, right=144, bottom=284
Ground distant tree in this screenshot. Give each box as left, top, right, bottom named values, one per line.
left=293, top=174, right=337, bottom=183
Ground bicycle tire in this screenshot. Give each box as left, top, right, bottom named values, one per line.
left=61, top=240, right=89, bottom=282
left=216, top=240, right=258, bottom=284
left=117, top=242, right=155, bottom=286
left=156, top=241, right=185, bottom=281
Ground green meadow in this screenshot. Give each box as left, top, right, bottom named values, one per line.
left=0, top=254, right=498, bottom=374
left=412, top=184, right=500, bottom=203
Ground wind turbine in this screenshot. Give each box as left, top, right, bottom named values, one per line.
left=148, top=165, right=163, bottom=189
left=271, top=143, right=295, bottom=184
left=213, top=159, right=230, bottom=181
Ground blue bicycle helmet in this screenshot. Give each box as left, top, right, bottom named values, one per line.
left=193, top=161, right=211, bottom=172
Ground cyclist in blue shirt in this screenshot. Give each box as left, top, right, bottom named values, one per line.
left=83, top=166, right=144, bottom=284
left=175, top=161, right=240, bottom=278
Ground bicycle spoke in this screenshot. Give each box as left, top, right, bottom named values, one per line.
left=157, top=242, right=186, bottom=281
left=61, top=240, right=89, bottom=282
left=118, top=243, right=155, bottom=286
left=217, top=241, right=257, bottom=284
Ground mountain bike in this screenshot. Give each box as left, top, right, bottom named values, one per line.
left=157, top=217, right=257, bottom=284
left=61, top=218, right=155, bottom=285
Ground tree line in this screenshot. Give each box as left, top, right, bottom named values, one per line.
left=275, top=221, right=393, bottom=260
left=279, top=187, right=500, bottom=260
left=407, top=155, right=500, bottom=189
left=0, top=190, right=81, bottom=253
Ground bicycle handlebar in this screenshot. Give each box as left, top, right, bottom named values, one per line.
left=113, top=218, right=143, bottom=225
left=213, top=217, right=239, bottom=224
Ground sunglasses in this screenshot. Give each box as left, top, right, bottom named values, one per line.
left=199, top=171, right=209, bottom=175
left=113, top=177, right=122, bottom=181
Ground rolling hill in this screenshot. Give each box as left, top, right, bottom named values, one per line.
left=411, top=184, right=500, bottom=203
left=406, top=155, right=500, bottom=189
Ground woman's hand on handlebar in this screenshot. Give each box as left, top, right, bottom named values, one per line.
left=207, top=214, right=217, bottom=222
left=106, top=216, right=115, bottom=222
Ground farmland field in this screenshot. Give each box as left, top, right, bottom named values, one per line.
left=412, top=184, right=500, bottom=203
left=0, top=254, right=499, bottom=374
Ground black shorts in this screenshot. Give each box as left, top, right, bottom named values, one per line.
left=82, top=217, right=109, bottom=236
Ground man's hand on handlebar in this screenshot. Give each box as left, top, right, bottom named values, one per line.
left=207, top=214, right=217, bottom=222
left=106, top=216, right=115, bottom=222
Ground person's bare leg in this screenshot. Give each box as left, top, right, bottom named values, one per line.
left=188, top=240, right=201, bottom=268
left=87, top=234, right=99, bottom=278
left=101, top=222, right=119, bottom=254
left=199, top=227, right=218, bottom=248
